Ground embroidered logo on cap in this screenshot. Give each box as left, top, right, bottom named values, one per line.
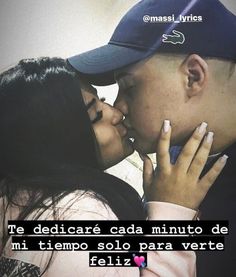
left=162, top=30, right=185, bottom=45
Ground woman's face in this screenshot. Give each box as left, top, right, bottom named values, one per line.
left=79, top=79, right=134, bottom=169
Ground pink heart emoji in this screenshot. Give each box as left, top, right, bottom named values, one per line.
left=133, top=255, right=145, bottom=267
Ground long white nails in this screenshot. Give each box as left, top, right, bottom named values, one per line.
left=198, top=122, right=208, bottom=134
left=220, top=154, right=229, bottom=164
left=163, top=120, right=170, bottom=133
left=206, top=132, right=214, bottom=143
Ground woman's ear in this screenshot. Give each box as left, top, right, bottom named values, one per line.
left=181, top=54, right=209, bottom=98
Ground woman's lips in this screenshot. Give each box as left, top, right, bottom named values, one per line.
left=116, top=123, right=128, bottom=137
left=117, top=119, right=137, bottom=143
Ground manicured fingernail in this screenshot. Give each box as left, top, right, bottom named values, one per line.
left=206, top=131, right=214, bottom=143
left=220, top=154, right=228, bottom=164
left=198, top=122, right=208, bottom=134
left=163, top=120, right=170, bottom=133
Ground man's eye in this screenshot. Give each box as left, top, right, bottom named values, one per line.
left=91, top=110, right=103, bottom=124
left=124, top=86, right=135, bottom=97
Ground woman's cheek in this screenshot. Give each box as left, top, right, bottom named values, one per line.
left=93, top=124, right=126, bottom=167
left=93, top=124, right=118, bottom=147
left=101, top=144, right=126, bottom=169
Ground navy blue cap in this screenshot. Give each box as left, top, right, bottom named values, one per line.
left=68, top=0, right=236, bottom=85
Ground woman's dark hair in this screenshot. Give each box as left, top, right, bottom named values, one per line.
left=0, top=57, right=100, bottom=175
left=0, top=58, right=145, bottom=262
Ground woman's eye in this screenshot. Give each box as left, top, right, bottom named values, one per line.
left=85, top=97, right=103, bottom=124
left=91, top=110, right=103, bottom=124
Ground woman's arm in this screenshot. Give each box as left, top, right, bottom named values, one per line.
left=42, top=195, right=196, bottom=277
left=142, top=120, right=227, bottom=209
left=43, top=121, right=227, bottom=276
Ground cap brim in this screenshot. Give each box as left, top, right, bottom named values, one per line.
left=68, top=44, right=151, bottom=86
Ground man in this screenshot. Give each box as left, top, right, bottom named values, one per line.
left=68, top=0, right=236, bottom=276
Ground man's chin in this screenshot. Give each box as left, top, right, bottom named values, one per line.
left=122, top=136, right=135, bottom=153
left=132, top=139, right=154, bottom=155
left=124, top=139, right=135, bottom=157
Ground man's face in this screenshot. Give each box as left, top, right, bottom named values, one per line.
left=114, top=54, right=192, bottom=154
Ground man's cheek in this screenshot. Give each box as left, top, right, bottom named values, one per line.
left=139, top=116, right=159, bottom=136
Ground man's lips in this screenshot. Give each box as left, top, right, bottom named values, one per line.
left=124, top=128, right=137, bottom=145
left=116, top=119, right=137, bottom=142
left=126, top=128, right=136, bottom=139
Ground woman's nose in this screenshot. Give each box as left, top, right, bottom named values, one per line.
left=111, top=106, right=124, bottom=125
left=102, top=102, right=123, bottom=125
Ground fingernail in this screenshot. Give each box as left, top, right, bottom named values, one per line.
left=198, top=122, right=208, bottom=134
left=206, top=131, right=214, bottom=143
left=163, top=120, right=170, bottom=133
left=220, top=154, right=228, bottom=164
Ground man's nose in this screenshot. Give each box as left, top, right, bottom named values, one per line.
left=114, top=94, right=128, bottom=115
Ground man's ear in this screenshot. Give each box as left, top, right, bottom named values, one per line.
left=180, top=54, right=209, bottom=97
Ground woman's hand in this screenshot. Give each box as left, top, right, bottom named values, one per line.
left=142, top=120, right=228, bottom=210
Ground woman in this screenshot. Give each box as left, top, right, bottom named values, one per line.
left=0, top=57, right=227, bottom=276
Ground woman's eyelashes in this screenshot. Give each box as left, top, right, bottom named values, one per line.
left=86, top=97, right=105, bottom=123
left=86, top=97, right=106, bottom=109
left=91, top=110, right=103, bottom=124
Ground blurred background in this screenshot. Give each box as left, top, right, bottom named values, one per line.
left=0, top=0, right=235, bottom=195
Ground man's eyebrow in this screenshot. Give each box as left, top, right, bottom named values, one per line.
left=114, top=72, right=132, bottom=81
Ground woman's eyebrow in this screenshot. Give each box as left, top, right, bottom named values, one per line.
left=90, top=86, right=98, bottom=95
left=86, top=98, right=96, bottom=110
